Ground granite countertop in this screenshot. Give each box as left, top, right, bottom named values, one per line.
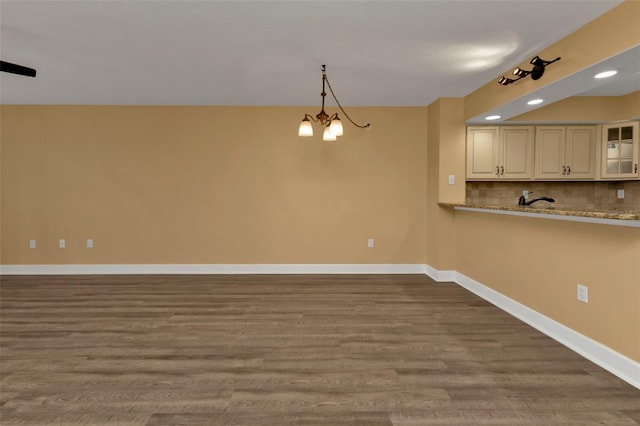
left=439, top=202, right=640, bottom=221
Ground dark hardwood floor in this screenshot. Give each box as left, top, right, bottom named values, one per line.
left=1, top=274, right=638, bottom=425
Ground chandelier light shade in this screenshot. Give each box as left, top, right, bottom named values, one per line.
left=329, top=117, right=343, bottom=136
left=298, top=65, right=370, bottom=141
left=298, top=117, right=313, bottom=136
left=323, top=126, right=337, bottom=141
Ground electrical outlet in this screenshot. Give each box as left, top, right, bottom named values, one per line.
left=522, top=190, right=529, bottom=199
left=368, top=238, right=374, bottom=248
left=448, top=175, right=455, bottom=185
left=577, top=284, right=588, bottom=303
left=87, top=239, right=94, bottom=249
left=59, top=239, right=66, bottom=249
left=617, top=189, right=624, bottom=199
left=29, top=240, right=36, bottom=249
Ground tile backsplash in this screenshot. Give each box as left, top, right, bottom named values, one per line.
left=466, top=181, right=640, bottom=211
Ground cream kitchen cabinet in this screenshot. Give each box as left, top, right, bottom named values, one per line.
left=534, top=126, right=595, bottom=179
left=466, top=126, right=534, bottom=180
left=601, top=121, right=639, bottom=179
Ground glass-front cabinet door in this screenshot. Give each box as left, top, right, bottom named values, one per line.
left=602, top=122, right=639, bottom=179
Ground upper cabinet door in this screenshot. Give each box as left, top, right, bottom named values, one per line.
left=500, top=126, right=534, bottom=179
left=466, top=127, right=499, bottom=179
left=565, top=126, right=595, bottom=179
left=601, top=122, right=639, bottom=179
left=534, top=126, right=595, bottom=180
left=535, top=127, right=566, bottom=179
left=466, top=126, right=533, bottom=180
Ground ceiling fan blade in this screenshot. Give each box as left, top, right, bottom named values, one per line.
left=0, top=61, right=37, bottom=77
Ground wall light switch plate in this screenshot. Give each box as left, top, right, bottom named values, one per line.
left=59, top=239, right=66, bottom=249
left=617, top=189, right=624, bottom=199
left=448, top=175, right=455, bottom=185
left=577, top=284, right=588, bottom=303
left=368, top=238, right=374, bottom=248
left=29, top=240, right=36, bottom=249
left=87, top=239, right=94, bottom=249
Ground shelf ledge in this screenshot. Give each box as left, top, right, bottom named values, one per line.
left=439, top=203, right=640, bottom=228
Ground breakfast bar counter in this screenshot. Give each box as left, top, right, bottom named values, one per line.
left=439, top=203, right=640, bottom=228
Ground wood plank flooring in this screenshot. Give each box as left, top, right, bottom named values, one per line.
left=1, top=274, right=638, bottom=425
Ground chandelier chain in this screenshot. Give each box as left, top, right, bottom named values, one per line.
left=323, top=72, right=370, bottom=129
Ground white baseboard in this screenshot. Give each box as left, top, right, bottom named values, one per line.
left=1, top=262, right=637, bottom=389
left=0, top=263, right=428, bottom=275
left=425, top=265, right=456, bottom=282
left=454, top=271, right=640, bottom=390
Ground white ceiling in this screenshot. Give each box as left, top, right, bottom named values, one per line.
left=0, top=0, right=629, bottom=107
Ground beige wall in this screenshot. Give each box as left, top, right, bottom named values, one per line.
left=510, top=91, right=640, bottom=123
left=0, top=105, right=428, bottom=264
left=620, top=90, right=640, bottom=120
left=426, top=99, right=465, bottom=271
left=437, top=99, right=466, bottom=204
left=455, top=211, right=640, bottom=361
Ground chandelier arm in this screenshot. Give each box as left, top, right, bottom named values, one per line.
left=324, top=74, right=371, bottom=129
left=304, top=113, right=319, bottom=123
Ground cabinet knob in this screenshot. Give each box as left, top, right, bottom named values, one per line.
left=567, top=165, right=571, bottom=175
left=562, top=166, right=566, bottom=175
left=500, top=166, right=504, bottom=175
left=496, top=166, right=500, bottom=176
left=635, top=163, right=638, bottom=174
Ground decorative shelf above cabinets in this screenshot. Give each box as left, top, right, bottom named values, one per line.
left=466, top=126, right=534, bottom=180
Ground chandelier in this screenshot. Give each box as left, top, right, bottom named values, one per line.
left=298, top=65, right=370, bottom=141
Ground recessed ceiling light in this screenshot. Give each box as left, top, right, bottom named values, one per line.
left=527, top=99, right=544, bottom=105
left=485, top=115, right=501, bottom=120
left=594, top=70, right=617, bottom=79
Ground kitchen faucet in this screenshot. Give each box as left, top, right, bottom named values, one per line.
left=518, top=195, right=555, bottom=206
